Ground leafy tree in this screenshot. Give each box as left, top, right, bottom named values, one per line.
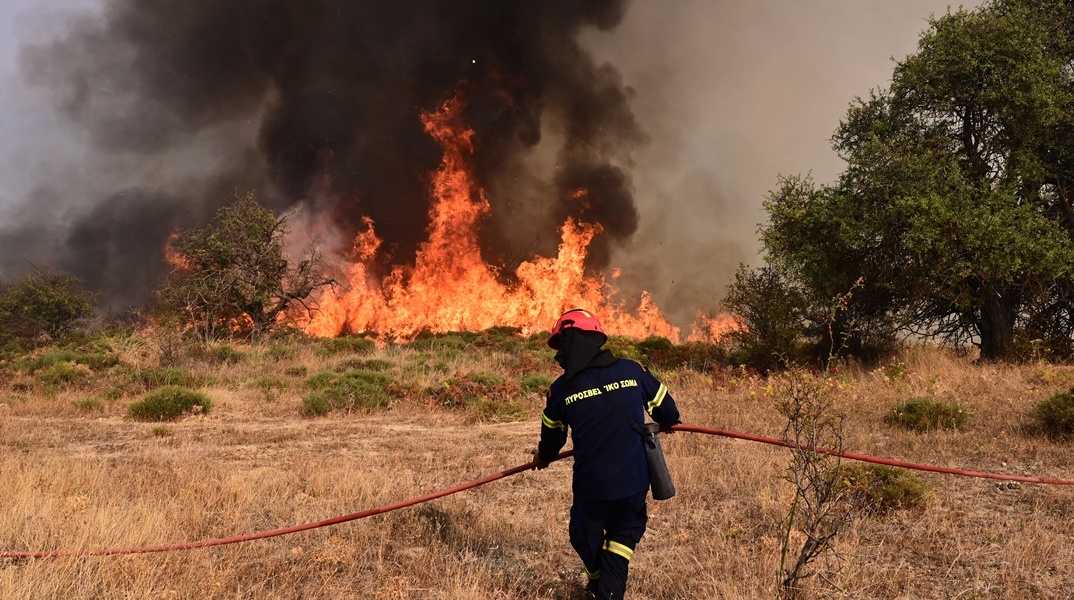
left=762, top=0, right=1074, bottom=360
left=156, top=193, right=334, bottom=339
left=0, top=267, right=97, bottom=342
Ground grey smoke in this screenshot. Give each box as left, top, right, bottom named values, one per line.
left=0, top=0, right=979, bottom=325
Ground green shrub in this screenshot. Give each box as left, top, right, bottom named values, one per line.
left=128, top=386, right=213, bottom=421
left=210, top=344, right=245, bottom=365
left=0, top=268, right=97, bottom=341
left=26, top=349, right=119, bottom=372
left=265, top=344, right=298, bottom=361
left=315, top=335, right=377, bottom=357
left=301, top=369, right=394, bottom=415
left=252, top=376, right=290, bottom=391
left=72, top=397, right=104, bottom=412
left=1036, top=387, right=1074, bottom=437
left=605, top=338, right=729, bottom=372
left=151, top=426, right=172, bottom=437
left=135, top=367, right=199, bottom=390
left=605, top=337, right=644, bottom=362
left=635, top=336, right=674, bottom=357
left=335, top=358, right=393, bottom=372
left=521, top=373, right=555, bottom=395
left=645, top=342, right=729, bottom=372
left=251, top=376, right=290, bottom=401
left=885, top=397, right=967, bottom=431
left=407, top=331, right=479, bottom=352
left=39, top=362, right=91, bottom=386
left=301, top=393, right=332, bottom=416
left=721, top=264, right=808, bottom=373
left=474, top=327, right=525, bottom=352
left=284, top=365, right=309, bottom=377
left=839, top=463, right=930, bottom=514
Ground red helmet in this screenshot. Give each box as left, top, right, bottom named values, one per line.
left=548, top=308, right=606, bottom=349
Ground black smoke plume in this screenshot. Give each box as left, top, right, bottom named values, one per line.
left=3, top=0, right=645, bottom=309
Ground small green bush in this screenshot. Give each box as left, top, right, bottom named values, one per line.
left=301, top=369, right=394, bottom=415
left=839, top=463, right=930, bottom=514
left=646, top=342, right=729, bottom=372
left=251, top=376, right=290, bottom=401
left=301, top=393, right=332, bottom=416
left=252, top=376, right=290, bottom=391
left=474, top=327, right=525, bottom=352
left=39, top=362, right=91, bottom=386
left=265, top=344, right=298, bottom=361
left=315, top=335, right=377, bottom=357
left=284, top=365, right=309, bottom=377
left=0, top=269, right=97, bottom=341
left=605, top=337, right=644, bottom=362
left=885, top=397, right=967, bottom=431
left=72, top=397, right=104, bottom=412
left=335, top=358, right=393, bottom=372
left=128, top=386, right=213, bottom=421
left=635, top=336, right=674, bottom=357
left=135, top=367, right=199, bottom=390
left=1036, top=387, right=1074, bottom=437
left=211, top=344, right=245, bottom=365
left=520, top=373, right=555, bottom=395
left=26, top=349, right=119, bottom=372
left=407, top=331, right=479, bottom=352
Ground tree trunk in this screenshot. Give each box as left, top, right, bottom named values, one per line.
left=978, top=280, right=1018, bottom=360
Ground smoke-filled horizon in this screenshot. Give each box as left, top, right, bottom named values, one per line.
left=0, top=0, right=981, bottom=326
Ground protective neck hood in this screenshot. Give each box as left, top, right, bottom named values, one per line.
left=554, top=329, right=616, bottom=385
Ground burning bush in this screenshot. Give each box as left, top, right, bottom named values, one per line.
left=155, top=193, right=334, bottom=340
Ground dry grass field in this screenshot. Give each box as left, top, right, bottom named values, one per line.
left=2, top=330, right=1074, bottom=599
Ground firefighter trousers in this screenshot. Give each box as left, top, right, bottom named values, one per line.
left=569, top=491, right=648, bottom=600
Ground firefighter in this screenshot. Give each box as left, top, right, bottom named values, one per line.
left=532, top=308, right=681, bottom=600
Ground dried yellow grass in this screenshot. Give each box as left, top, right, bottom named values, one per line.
left=2, top=342, right=1073, bottom=599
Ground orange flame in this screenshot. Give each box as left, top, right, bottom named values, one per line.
left=305, top=94, right=684, bottom=341
left=686, top=312, right=745, bottom=344
left=163, top=230, right=193, bottom=271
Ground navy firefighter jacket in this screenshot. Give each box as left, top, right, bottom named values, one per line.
left=538, top=358, right=680, bottom=501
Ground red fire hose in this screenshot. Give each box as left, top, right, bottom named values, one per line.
left=672, top=424, right=1074, bottom=485
left=3, top=423, right=1073, bottom=559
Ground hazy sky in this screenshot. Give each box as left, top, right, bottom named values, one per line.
left=584, top=0, right=983, bottom=314
left=0, top=0, right=983, bottom=320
